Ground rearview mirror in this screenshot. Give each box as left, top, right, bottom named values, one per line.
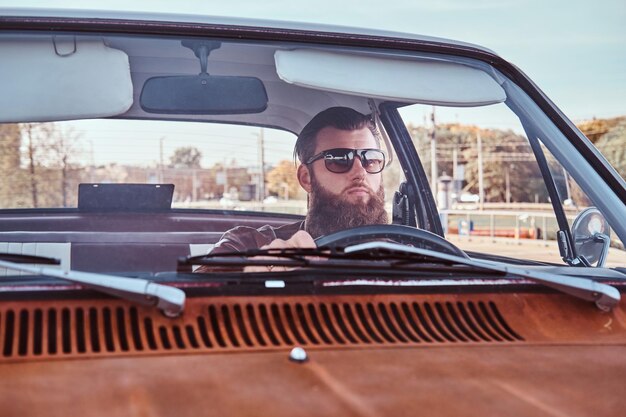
left=140, top=74, right=268, bottom=115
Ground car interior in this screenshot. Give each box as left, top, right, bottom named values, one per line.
left=0, top=33, right=510, bottom=274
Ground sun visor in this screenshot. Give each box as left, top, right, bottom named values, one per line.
left=0, top=37, right=133, bottom=122
left=275, top=49, right=506, bottom=107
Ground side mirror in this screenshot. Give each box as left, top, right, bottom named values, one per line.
left=571, top=207, right=611, bottom=267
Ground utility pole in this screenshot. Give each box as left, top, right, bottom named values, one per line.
left=191, top=168, right=198, bottom=202
left=89, top=140, right=95, bottom=183
left=477, top=132, right=484, bottom=210
left=61, top=154, right=68, bottom=207
left=222, top=160, right=228, bottom=197
left=505, top=165, right=511, bottom=204
left=25, top=124, right=38, bottom=208
left=159, top=137, right=164, bottom=183
left=430, top=108, right=437, bottom=197
left=452, top=145, right=458, bottom=199
left=257, top=128, right=266, bottom=201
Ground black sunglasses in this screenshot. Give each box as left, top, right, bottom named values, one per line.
left=305, top=148, right=385, bottom=174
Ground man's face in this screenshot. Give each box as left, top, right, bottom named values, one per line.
left=298, top=126, right=388, bottom=237
left=299, top=126, right=383, bottom=203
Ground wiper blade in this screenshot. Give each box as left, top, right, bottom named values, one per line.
left=183, top=246, right=458, bottom=267
left=186, top=245, right=620, bottom=310
left=183, top=247, right=326, bottom=266
left=182, top=248, right=463, bottom=276
left=0, top=259, right=185, bottom=317
left=0, top=252, right=60, bottom=265
left=345, top=242, right=621, bottom=311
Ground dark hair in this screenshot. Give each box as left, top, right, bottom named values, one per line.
left=294, top=107, right=379, bottom=163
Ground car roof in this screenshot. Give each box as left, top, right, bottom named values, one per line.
left=1, top=7, right=498, bottom=55
left=0, top=7, right=505, bottom=134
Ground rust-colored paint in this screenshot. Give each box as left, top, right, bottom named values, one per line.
left=0, top=292, right=624, bottom=416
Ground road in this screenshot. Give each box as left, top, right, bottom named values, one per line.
left=448, top=235, right=626, bottom=268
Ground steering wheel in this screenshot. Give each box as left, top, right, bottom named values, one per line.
left=314, top=224, right=468, bottom=258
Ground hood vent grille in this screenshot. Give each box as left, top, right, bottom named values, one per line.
left=0, top=297, right=523, bottom=361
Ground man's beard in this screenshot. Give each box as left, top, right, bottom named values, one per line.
left=305, top=175, right=388, bottom=238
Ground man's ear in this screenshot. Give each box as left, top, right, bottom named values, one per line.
left=297, top=164, right=312, bottom=193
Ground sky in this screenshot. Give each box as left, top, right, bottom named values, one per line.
left=3, top=0, right=625, bottom=123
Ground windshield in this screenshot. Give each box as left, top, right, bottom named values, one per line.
left=0, top=30, right=624, bottom=281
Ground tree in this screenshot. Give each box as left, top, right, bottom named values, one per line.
left=0, top=124, right=20, bottom=170
left=21, top=123, right=40, bottom=207
left=16, top=123, right=83, bottom=208
left=595, top=119, right=626, bottom=179
left=565, top=118, right=626, bottom=206
left=170, top=147, right=202, bottom=169
left=0, top=124, right=24, bottom=208
left=409, top=123, right=547, bottom=203
left=577, top=117, right=625, bottom=144
left=43, top=124, right=82, bottom=207
left=461, top=130, right=546, bottom=203
left=266, top=160, right=300, bottom=199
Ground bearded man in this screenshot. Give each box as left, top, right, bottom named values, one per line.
left=208, top=106, right=388, bottom=258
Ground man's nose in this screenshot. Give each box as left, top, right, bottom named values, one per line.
left=348, top=156, right=367, bottom=178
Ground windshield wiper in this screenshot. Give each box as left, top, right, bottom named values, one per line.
left=179, top=242, right=621, bottom=311
left=0, top=252, right=60, bottom=265
left=345, top=242, right=621, bottom=311
left=182, top=247, right=474, bottom=272
left=0, top=259, right=185, bottom=317
left=184, top=245, right=620, bottom=310
left=182, top=247, right=319, bottom=268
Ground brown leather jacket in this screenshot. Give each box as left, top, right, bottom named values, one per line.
left=193, top=221, right=306, bottom=273
left=208, top=220, right=306, bottom=254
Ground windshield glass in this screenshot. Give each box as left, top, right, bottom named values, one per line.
left=0, top=30, right=624, bottom=279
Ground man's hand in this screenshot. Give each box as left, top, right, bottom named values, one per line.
left=243, top=230, right=316, bottom=272
left=265, top=230, right=316, bottom=250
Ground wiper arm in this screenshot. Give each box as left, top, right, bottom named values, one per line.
left=345, top=242, right=620, bottom=311
left=184, top=246, right=511, bottom=275
left=182, top=247, right=455, bottom=271
left=183, top=247, right=324, bottom=266
left=0, top=259, right=185, bottom=317
left=187, top=245, right=620, bottom=310
left=0, top=252, right=60, bottom=265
